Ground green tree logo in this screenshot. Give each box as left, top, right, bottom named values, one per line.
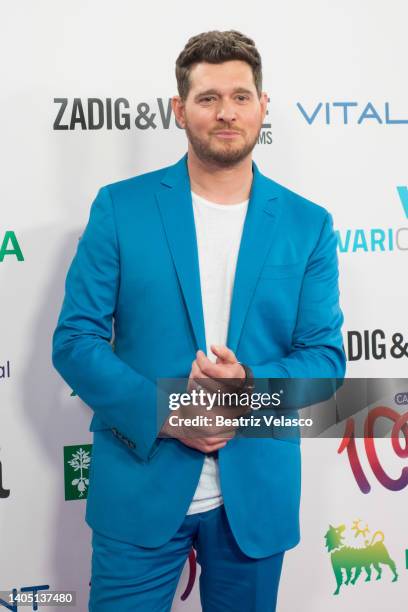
left=64, top=445, right=92, bottom=500
left=324, top=520, right=398, bottom=595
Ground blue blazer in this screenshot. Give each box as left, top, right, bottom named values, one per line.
left=52, top=154, right=345, bottom=558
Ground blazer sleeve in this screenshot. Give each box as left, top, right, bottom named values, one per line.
left=249, top=211, right=346, bottom=380
left=52, top=186, right=162, bottom=463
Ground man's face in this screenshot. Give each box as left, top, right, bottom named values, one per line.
left=173, top=60, right=268, bottom=167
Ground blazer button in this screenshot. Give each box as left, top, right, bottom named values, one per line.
left=128, top=441, right=135, bottom=449
left=111, top=428, right=118, bottom=437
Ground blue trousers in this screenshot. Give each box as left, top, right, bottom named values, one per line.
left=89, top=504, right=284, bottom=611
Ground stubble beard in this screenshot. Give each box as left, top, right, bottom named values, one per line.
left=185, top=122, right=261, bottom=168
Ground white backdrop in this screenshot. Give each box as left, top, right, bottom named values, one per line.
left=1, top=1, right=407, bottom=610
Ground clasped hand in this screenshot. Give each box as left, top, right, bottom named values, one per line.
left=161, top=345, right=248, bottom=454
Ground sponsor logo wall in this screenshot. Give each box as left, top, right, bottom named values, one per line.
left=345, top=330, right=408, bottom=361
left=52, top=97, right=273, bottom=142
left=335, top=188, right=408, bottom=253
left=1, top=2, right=407, bottom=611
left=297, top=101, right=408, bottom=125
left=0, top=457, right=10, bottom=499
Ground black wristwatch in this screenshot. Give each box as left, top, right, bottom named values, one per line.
left=237, top=362, right=255, bottom=393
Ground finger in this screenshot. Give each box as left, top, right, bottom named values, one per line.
left=196, top=350, right=213, bottom=372
left=210, top=345, right=237, bottom=364
left=179, top=437, right=228, bottom=451
left=194, top=355, right=216, bottom=379
left=192, top=374, right=230, bottom=395
left=196, top=440, right=228, bottom=452
left=191, top=361, right=205, bottom=378
left=193, top=374, right=244, bottom=397
left=196, top=352, right=228, bottom=379
left=187, top=375, right=201, bottom=393
left=198, top=430, right=236, bottom=443
left=197, top=436, right=227, bottom=446
left=198, top=437, right=233, bottom=449
left=196, top=354, right=242, bottom=382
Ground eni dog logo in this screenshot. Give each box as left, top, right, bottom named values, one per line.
left=324, top=520, right=398, bottom=595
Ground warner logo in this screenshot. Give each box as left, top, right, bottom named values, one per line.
left=335, top=187, right=408, bottom=253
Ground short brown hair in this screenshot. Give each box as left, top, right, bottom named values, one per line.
left=175, top=30, right=262, bottom=100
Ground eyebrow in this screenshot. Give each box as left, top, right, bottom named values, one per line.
left=194, top=87, right=254, bottom=100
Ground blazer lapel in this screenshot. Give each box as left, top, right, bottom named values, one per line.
left=155, top=154, right=282, bottom=357
left=155, top=155, right=207, bottom=353
left=226, top=163, right=282, bottom=353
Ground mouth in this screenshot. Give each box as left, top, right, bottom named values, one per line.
left=212, top=130, right=242, bottom=139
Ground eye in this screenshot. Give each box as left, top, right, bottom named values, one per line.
left=200, top=96, right=216, bottom=104
left=236, top=95, right=250, bottom=102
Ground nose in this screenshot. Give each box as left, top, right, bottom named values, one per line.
left=216, top=100, right=237, bottom=123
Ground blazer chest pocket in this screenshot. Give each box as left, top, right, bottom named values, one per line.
left=260, top=262, right=304, bottom=279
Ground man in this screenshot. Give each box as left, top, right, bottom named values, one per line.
left=52, top=30, right=345, bottom=611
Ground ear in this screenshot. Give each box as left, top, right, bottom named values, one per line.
left=171, top=95, right=186, bottom=128
left=260, top=91, right=269, bottom=123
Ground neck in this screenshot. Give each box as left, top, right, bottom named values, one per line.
left=187, top=145, right=253, bottom=205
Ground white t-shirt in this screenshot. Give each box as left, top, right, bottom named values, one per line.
left=186, top=190, right=249, bottom=515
